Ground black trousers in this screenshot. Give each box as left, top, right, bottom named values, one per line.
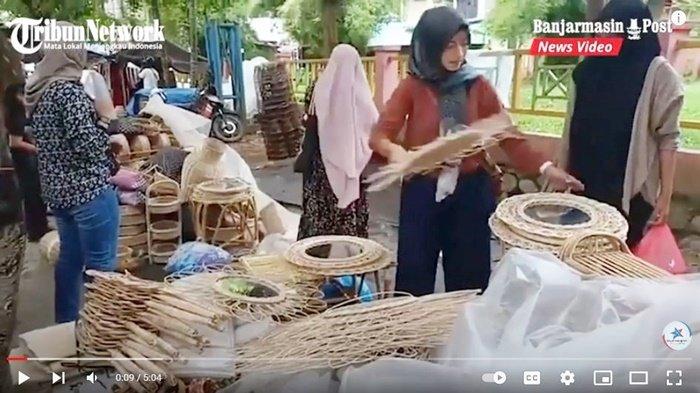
left=395, top=171, right=496, bottom=296
left=10, top=150, right=48, bottom=241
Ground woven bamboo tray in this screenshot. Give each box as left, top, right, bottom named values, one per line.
left=495, top=193, right=628, bottom=243
left=366, top=113, right=518, bottom=192
left=120, top=213, right=146, bottom=226
left=149, top=220, right=180, bottom=241
left=489, top=193, right=629, bottom=255
left=284, top=235, right=391, bottom=277
left=146, top=178, right=182, bottom=264
left=120, top=205, right=144, bottom=217
left=559, top=232, right=673, bottom=280
left=118, top=232, right=147, bottom=248
left=119, top=224, right=146, bottom=237
left=150, top=242, right=177, bottom=264
left=239, top=254, right=321, bottom=284
left=166, top=268, right=325, bottom=324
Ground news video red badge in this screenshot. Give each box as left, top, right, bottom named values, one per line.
left=530, top=37, right=624, bottom=57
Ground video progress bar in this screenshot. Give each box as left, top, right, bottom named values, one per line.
left=7, top=356, right=695, bottom=362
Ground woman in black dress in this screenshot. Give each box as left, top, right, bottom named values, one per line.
left=559, top=0, right=683, bottom=247
left=3, top=83, right=49, bottom=241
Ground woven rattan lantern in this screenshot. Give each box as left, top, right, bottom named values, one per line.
left=489, top=193, right=628, bottom=255
left=190, top=178, right=259, bottom=251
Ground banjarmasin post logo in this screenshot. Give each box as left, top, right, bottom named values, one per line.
left=8, top=18, right=166, bottom=55
left=529, top=10, right=688, bottom=56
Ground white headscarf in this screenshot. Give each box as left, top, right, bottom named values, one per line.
left=312, top=44, right=379, bottom=208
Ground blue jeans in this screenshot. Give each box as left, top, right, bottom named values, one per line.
left=53, top=187, right=119, bottom=323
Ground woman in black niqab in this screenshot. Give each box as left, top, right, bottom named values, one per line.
left=567, top=0, right=662, bottom=247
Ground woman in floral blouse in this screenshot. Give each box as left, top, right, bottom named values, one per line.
left=26, top=25, right=119, bottom=323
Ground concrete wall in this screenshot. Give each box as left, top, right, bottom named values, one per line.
left=519, top=133, right=700, bottom=198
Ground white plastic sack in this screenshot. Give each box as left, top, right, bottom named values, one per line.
left=140, top=96, right=300, bottom=238
left=243, top=57, right=269, bottom=118
left=338, top=249, right=700, bottom=393
left=167, top=320, right=236, bottom=379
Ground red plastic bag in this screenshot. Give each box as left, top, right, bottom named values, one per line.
left=632, top=224, right=687, bottom=274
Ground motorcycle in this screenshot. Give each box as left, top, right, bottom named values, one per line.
left=194, top=85, right=245, bottom=143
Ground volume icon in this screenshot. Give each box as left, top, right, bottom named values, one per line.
left=86, top=372, right=97, bottom=383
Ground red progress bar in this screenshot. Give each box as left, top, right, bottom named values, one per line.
left=6, top=355, right=28, bottom=362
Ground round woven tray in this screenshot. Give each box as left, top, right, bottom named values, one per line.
left=119, top=224, right=146, bottom=237
left=194, top=178, right=251, bottom=198
left=118, top=232, right=147, bottom=247
left=147, top=196, right=180, bottom=215
left=285, top=236, right=392, bottom=276
left=149, top=220, right=180, bottom=241
left=495, top=193, right=628, bottom=242
left=151, top=242, right=177, bottom=264
left=120, top=205, right=144, bottom=217
left=120, top=214, right=146, bottom=226
left=213, top=275, right=286, bottom=304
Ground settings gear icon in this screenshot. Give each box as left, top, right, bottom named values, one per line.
left=560, top=370, right=575, bottom=386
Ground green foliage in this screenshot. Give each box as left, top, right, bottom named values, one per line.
left=281, top=0, right=399, bottom=58
left=252, top=0, right=286, bottom=16
left=486, top=0, right=585, bottom=48
left=677, top=0, right=700, bottom=18
left=2, top=0, right=111, bottom=21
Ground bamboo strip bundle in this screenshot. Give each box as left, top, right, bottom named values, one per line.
left=235, top=290, right=477, bottom=375
left=559, top=232, right=673, bottom=280
left=238, top=253, right=321, bottom=284
left=166, top=270, right=326, bottom=324
left=77, top=270, right=228, bottom=367
left=365, top=112, right=520, bottom=192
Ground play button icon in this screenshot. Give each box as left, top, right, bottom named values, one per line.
left=17, top=371, right=30, bottom=385
left=482, top=371, right=507, bottom=385
left=494, top=371, right=507, bottom=385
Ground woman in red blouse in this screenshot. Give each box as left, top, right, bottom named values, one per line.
left=370, top=7, right=583, bottom=295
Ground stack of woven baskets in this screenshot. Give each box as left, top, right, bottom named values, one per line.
left=118, top=205, right=148, bottom=262
left=255, top=62, right=303, bottom=160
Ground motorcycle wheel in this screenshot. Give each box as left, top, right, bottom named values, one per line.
left=210, top=112, right=244, bottom=143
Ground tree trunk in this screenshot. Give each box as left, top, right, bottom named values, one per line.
left=586, top=0, right=605, bottom=21
left=151, top=0, right=161, bottom=21
left=320, top=0, right=341, bottom=57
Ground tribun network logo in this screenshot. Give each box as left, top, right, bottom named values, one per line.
left=8, top=18, right=165, bottom=55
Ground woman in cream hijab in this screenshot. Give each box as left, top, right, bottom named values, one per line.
left=27, top=24, right=119, bottom=323
left=297, top=44, right=378, bottom=240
